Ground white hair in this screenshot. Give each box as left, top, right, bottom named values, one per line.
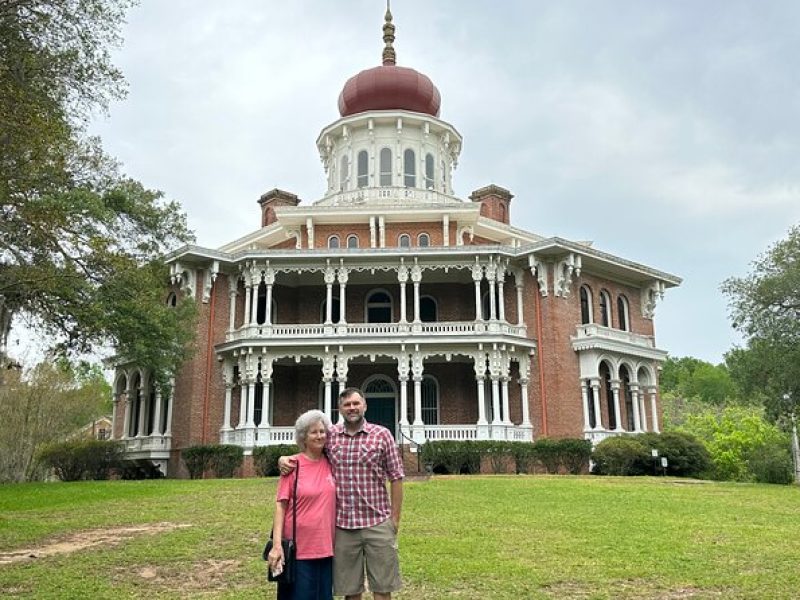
left=294, top=409, right=332, bottom=450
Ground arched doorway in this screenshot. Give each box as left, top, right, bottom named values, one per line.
left=363, top=376, right=397, bottom=438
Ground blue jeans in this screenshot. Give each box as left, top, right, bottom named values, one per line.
left=277, top=557, right=333, bottom=600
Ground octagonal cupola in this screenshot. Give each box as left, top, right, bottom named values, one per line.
left=315, top=6, right=462, bottom=206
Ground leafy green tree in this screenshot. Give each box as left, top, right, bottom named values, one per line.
left=660, top=356, right=737, bottom=405
left=0, top=359, right=111, bottom=482
left=722, top=225, right=800, bottom=420
left=1, top=1, right=195, bottom=378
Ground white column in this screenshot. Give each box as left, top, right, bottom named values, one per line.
left=631, top=385, right=642, bottom=432
left=591, top=379, right=602, bottom=431
left=324, top=267, right=335, bottom=324
left=486, top=264, right=497, bottom=321
left=136, top=381, right=146, bottom=438
left=639, top=394, right=648, bottom=432
left=514, top=269, right=525, bottom=326
left=237, top=382, right=247, bottom=428
left=164, top=379, right=175, bottom=437
left=611, top=380, right=623, bottom=432
left=323, top=378, right=332, bottom=419
left=264, top=380, right=273, bottom=425
left=649, top=388, right=660, bottom=433
left=246, top=381, right=257, bottom=427
left=378, top=216, right=386, bottom=248
left=476, top=377, right=487, bottom=425
left=338, top=268, right=348, bottom=324
left=111, top=395, right=119, bottom=440
left=472, top=264, right=483, bottom=321
left=411, top=265, right=422, bottom=324
left=497, top=274, right=506, bottom=322
left=501, top=376, right=511, bottom=425
left=228, top=277, right=238, bottom=331
left=152, top=388, right=163, bottom=436
left=412, top=376, right=423, bottom=426
left=398, top=265, right=408, bottom=324
left=397, top=355, right=410, bottom=427
left=369, top=216, right=376, bottom=248
left=491, top=377, right=501, bottom=425
left=243, top=277, right=252, bottom=327
left=222, top=384, right=233, bottom=431
left=265, top=283, right=273, bottom=325
left=519, top=378, right=531, bottom=426
left=442, top=214, right=450, bottom=246
left=580, top=380, right=591, bottom=430
left=122, top=384, right=132, bottom=438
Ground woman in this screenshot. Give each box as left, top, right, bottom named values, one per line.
left=268, top=410, right=336, bottom=600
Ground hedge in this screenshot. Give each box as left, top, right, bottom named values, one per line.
left=592, top=432, right=710, bottom=477
left=253, top=444, right=300, bottom=477
left=37, top=439, right=124, bottom=481
left=182, top=444, right=244, bottom=479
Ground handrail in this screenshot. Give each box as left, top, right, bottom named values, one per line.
left=398, top=429, right=421, bottom=473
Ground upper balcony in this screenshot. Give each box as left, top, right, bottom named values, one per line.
left=571, top=323, right=666, bottom=361
left=223, top=320, right=529, bottom=347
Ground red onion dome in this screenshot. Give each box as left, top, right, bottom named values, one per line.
left=338, top=65, right=441, bottom=117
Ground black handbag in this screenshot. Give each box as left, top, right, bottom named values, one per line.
left=263, top=462, right=300, bottom=584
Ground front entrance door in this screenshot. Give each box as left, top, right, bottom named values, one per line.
left=363, top=377, right=397, bottom=438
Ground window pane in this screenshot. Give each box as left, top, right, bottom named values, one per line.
left=399, top=234, right=410, bottom=248
left=347, top=235, right=358, bottom=248
left=380, top=148, right=392, bottom=186
left=328, top=235, right=340, bottom=248
left=357, top=150, right=368, bottom=188
left=339, top=155, right=348, bottom=189
left=425, top=153, right=434, bottom=189
left=418, top=233, right=430, bottom=247
left=404, top=149, right=416, bottom=187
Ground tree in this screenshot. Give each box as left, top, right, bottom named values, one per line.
left=722, top=225, right=800, bottom=417
left=660, top=356, right=738, bottom=405
left=1, top=1, right=196, bottom=379
left=0, top=359, right=110, bottom=482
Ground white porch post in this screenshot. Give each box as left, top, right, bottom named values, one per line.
left=411, top=352, right=424, bottom=429
left=338, top=267, right=348, bottom=325
left=611, top=380, right=623, bottom=432
left=397, top=354, right=410, bottom=428
left=474, top=353, right=488, bottom=432
left=639, top=393, right=648, bottom=432
left=322, top=354, right=335, bottom=419
left=222, top=384, right=233, bottom=432
left=591, top=378, right=602, bottom=431
left=411, top=265, right=422, bottom=324
left=123, top=380, right=133, bottom=438
left=264, top=379, right=273, bottom=425
left=490, top=377, right=501, bottom=426
left=472, top=263, right=483, bottom=321
left=442, top=214, right=449, bottom=246
left=111, top=394, right=119, bottom=440
left=243, top=273, right=252, bottom=327
left=335, top=356, right=349, bottom=425
left=237, top=381, right=247, bottom=428
left=398, top=265, right=408, bottom=324
left=152, top=387, right=163, bottom=436
left=501, top=376, right=511, bottom=425
left=513, top=269, right=525, bottom=326
left=580, top=380, right=591, bottom=430
left=264, top=268, right=275, bottom=326
left=649, top=387, right=660, bottom=433
left=228, top=276, right=238, bottom=332
left=246, top=379, right=257, bottom=428
left=519, top=378, right=531, bottom=427
left=497, top=271, right=506, bottom=322
left=136, top=377, right=146, bottom=438
left=631, top=384, right=642, bottom=432
left=324, top=267, right=335, bottom=325
left=164, top=379, right=175, bottom=438
left=486, top=263, right=498, bottom=321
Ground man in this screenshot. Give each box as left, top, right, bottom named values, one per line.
left=280, top=387, right=404, bottom=600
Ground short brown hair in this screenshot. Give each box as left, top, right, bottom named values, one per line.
left=338, top=387, right=364, bottom=404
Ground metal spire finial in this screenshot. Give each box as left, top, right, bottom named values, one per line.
left=382, top=0, right=396, bottom=65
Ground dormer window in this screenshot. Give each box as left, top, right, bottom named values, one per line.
left=403, top=149, right=416, bottom=187
left=357, top=150, right=368, bottom=188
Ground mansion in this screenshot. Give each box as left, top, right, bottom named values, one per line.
left=111, top=9, right=680, bottom=476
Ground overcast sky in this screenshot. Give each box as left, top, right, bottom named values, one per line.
left=81, top=0, right=800, bottom=365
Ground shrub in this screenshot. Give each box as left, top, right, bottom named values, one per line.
left=118, top=459, right=165, bottom=480
left=37, top=439, right=123, bottom=481
left=253, top=445, right=299, bottom=477
left=592, top=436, right=650, bottom=476
left=639, top=431, right=711, bottom=478
left=510, top=442, right=536, bottom=474
left=748, top=441, right=793, bottom=485
left=211, top=445, right=244, bottom=478
left=556, top=438, right=593, bottom=474
left=483, top=441, right=513, bottom=474
left=419, top=441, right=482, bottom=474
left=530, top=438, right=560, bottom=473
left=182, top=445, right=215, bottom=479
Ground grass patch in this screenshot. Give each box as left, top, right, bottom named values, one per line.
left=0, top=476, right=799, bottom=598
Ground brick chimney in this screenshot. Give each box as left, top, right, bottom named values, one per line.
left=258, top=189, right=300, bottom=227
left=469, top=184, right=513, bottom=224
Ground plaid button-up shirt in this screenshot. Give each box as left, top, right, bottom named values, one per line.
left=326, top=420, right=404, bottom=529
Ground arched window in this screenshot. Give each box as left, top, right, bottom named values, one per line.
left=424, top=153, right=434, bottom=189
left=320, top=297, right=341, bottom=324
left=417, top=233, right=430, bottom=247
left=363, top=376, right=397, bottom=437
left=421, top=375, right=439, bottom=425
left=346, top=234, right=359, bottom=249
left=600, top=362, right=615, bottom=430
left=420, top=296, right=437, bottom=322
left=580, top=285, right=593, bottom=324
left=357, top=150, right=368, bottom=188
left=599, top=289, right=612, bottom=327
left=339, top=155, right=349, bottom=190
left=398, top=234, right=411, bottom=248
left=379, top=148, right=392, bottom=186
left=617, top=295, right=630, bottom=331
left=403, top=149, right=416, bottom=187
left=256, top=279, right=267, bottom=325
left=328, top=235, right=340, bottom=249
left=366, top=290, right=392, bottom=323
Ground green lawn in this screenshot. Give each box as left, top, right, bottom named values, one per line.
left=1, top=476, right=798, bottom=599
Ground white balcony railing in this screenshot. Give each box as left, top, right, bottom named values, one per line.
left=123, top=434, right=172, bottom=455
left=572, top=324, right=656, bottom=349
left=226, top=320, right=528, bottom=343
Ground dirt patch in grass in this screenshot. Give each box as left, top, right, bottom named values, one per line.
left=119, top=558, right=242, bottom=596
left=0, top=522, right=192, bottom=566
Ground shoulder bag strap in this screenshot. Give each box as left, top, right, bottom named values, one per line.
left=291, top=461, right=300, bottom=543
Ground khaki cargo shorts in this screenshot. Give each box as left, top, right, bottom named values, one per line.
left=333, top=519, right=402, bottom=596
